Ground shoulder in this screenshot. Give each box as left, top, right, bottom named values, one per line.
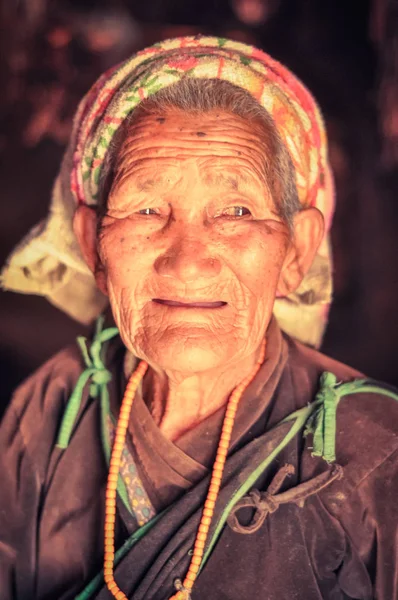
left=1, top=344, right=85, bottom=457
left=289, top=336, right=398, bottom=449
left=285, top=335, right=398, bottom=501
left=284, top=333, right=363, bottom=388
left=10, top=343, right=84, bottom=418
left=13, top=343, right=84, bottom=404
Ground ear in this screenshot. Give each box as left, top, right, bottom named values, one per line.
left=277, top=207, right=325, bottom=297
left=73, top=205, right=108, bottom=296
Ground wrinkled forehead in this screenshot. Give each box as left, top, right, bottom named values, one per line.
left=107, top=109, right=277, bottom=202
left=115, top=108, right=273, bottom=178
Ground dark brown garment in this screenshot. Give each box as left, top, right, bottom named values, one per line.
left=0, top=322, right=398, bottom=600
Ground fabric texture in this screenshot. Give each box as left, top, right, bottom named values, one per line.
left=2, top=325, right=398, bottom=599
left=108, top=416, right=156, bottom=526
left=1, top=35, right=335, bottom=347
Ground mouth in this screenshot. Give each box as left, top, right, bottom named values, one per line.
left=152, top=299, right=227, bottom=309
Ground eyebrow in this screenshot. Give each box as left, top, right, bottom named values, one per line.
left=202, top=172, right=254, bottom=192
left=204, top=174, right=238, bottom=191
left=126, top=169, right=261, bottom=196
left=135, top=177, right=163, bottom=192
left=132, top=173, right=242, bottom=194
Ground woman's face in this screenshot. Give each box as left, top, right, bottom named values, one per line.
left=85, top=109, right=297, bottom=372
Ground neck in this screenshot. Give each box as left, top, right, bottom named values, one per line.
left=140, top=341, right=266, bottom=442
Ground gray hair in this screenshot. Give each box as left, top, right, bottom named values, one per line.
left=99, top=78, right=300, bottom=228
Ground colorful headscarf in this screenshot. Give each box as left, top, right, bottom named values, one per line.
left=1, top=35, right=334, bottom=347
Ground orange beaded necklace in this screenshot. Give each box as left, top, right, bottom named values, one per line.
left=103, top=338, right=267, bottom=600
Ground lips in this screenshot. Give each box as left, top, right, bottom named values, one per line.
left=153, top=299, right=227, bottom=308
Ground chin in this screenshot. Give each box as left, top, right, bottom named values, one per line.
left=145, top=335, right=225, bottom=374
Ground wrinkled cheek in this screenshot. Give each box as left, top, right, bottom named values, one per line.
left=239, top=245, right=284, bottom=299
left=102, top=246, right=140, bottom=293
left=105, top=270, right=139, bottom=332
left=244, top=251, right=286, bottom=323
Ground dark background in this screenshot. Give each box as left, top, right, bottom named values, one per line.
left=1, top=0, right=397, bottom=418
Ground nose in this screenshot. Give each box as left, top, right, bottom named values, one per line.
left=154, top=235, right=222, bottom=283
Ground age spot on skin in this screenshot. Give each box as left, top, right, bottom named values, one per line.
left=196, top=131, right=206, bottom=137
left=156, top=117, right=166, bottom=124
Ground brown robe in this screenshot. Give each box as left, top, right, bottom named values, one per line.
left=1, top=319, right=397, bottom=600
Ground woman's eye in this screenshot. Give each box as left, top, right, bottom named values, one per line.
left=221, top=206, right=252, bottom=218
left=138, top=208, right=158, bottom=215
left=137, top=206, right=251, bottom=218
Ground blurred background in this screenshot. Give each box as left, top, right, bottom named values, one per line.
left=1, top=0, right=397, bottom=418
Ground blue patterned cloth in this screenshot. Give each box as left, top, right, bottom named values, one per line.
left=108, top=416, right=156, bottom=526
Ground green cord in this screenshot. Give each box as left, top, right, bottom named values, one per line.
left=56, top=318, right=118, bottom=449
left=305, top=375, right=398, bottom=462
left=56, top=316, right=132, bottom=512
left=307, top=372, right=339, bottom=462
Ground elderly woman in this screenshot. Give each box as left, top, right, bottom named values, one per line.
left=1, top=37, right=398, bottom=600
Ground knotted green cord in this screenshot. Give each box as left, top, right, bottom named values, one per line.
left=304, top=372, right=398, bottom=462
left=304, top=372, right=339, bottom=462
left=56, top=316, right=119, bottom=449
